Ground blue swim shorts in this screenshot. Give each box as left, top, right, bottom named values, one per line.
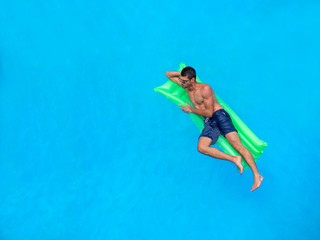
left=199, top=109, right=237, bottom=145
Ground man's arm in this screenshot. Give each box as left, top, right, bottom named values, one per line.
left=166, top=71, right=182, bottom=86
left=179, top=85, right=214, bottom=118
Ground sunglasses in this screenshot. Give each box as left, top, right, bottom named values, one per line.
left=178, top=77, right=191, bottom=84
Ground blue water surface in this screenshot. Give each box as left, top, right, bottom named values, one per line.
left=0, top=0, right=319, bottom=239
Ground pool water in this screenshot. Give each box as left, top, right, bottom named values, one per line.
left=0, top=0, right=319, bottom=239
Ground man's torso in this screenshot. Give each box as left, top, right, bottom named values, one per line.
left=187, top=83, right=223, bottom=116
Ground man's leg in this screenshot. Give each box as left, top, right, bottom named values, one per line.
left=224, top=131, right=263, bottom=191
left=198, top=136, right=243, bottom=174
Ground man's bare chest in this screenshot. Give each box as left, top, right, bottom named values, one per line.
left=188, top=91, right=204, bottom=106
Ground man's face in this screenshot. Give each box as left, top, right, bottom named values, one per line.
left=179, top=76, right=193, bottom=88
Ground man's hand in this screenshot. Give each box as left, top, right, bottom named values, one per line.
left=179, top=102, right=193, bottom=113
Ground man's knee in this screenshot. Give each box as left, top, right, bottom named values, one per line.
left=198, top=144, right=209, bottom=154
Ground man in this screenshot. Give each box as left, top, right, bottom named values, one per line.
left=166, top=66, right=263, bottom=191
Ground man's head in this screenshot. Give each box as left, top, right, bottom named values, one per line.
left=179, top=66, right=196, bottom=88
left=181, top=66, right=196, bottom=81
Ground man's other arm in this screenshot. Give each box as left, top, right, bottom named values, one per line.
left=166, top=71, right=182, bottom=86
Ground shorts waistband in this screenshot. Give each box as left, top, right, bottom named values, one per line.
left=204, top=109, right=225, bottom=122
left=212, top=109, right=225, bottom=116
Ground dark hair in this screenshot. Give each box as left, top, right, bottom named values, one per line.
left=181, top=66, right=196, bottom=81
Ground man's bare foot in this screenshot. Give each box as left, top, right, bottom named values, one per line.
left=234, top=156, right=243, bottom=175
left=250, top=175, right=264, bottom=192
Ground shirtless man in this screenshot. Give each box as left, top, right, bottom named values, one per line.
left=166, top=66, right=263, bottom=191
